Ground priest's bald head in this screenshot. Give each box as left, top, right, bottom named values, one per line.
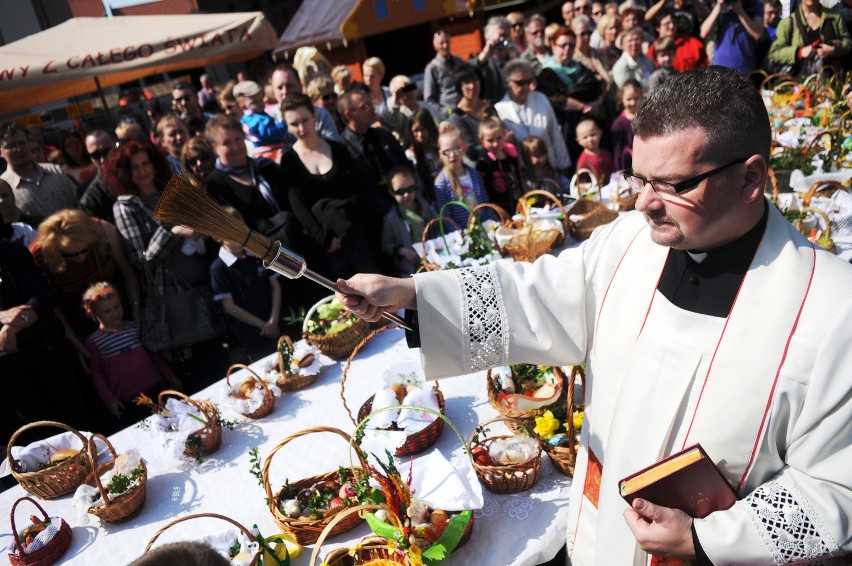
left=629, top=66, right=770, bottom=251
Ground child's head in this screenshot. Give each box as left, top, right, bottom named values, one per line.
left=478, top=116, right=507, bottom=156
left=653, top=37, right=676, bottom=69
left=438, top=128, right=465, bottom=170
left=233, top=80, right=265, bottom=113
left=521, top=136, right=549, bottom=171
left=618, top=79, right=643, bottom=115
left=83, top=282, right=123, bottom=326
left=575, top=117, right=603, bottom=152
left=410, top=107, right=438, bottom=148
left=388, top=165, right=418, bottom=209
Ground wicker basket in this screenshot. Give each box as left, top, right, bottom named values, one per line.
left=502, top=190, right=567, bottom=262
left=84, top=433, right=147, bottom=523
left=157, top=390, right=222, bottom=459
left=486, top=365, right=568, bottom=435
left=801, top=179, right=848, bottom=207
left=471, top=202, right=511, bottom=254
left=275, top=335, right=318, bottom=392
left=8, top=497, right=72, bottom=566
left=341, top=325, right=445, bottom=457
left=262, top=426, right=368, bottom=546
left=419, top=216, right=461, bottom=271
left=310, top=505, right=410, bottom=566
left=613, top=182, right=640, bottom=211
left=303, top=295, right=372, bottom=360
left=144, top=512, right=261, bottom=566
left=7, top=421, right=92, bottom=500
left=565, top=199, right=618, bottom=241
left=543, top=366, right=585, bottom=477
left=225, top=364, right=276, bottom=419
left=468, top=416, right=542, bottom=494
left=796, top=207, right=836, bottom=253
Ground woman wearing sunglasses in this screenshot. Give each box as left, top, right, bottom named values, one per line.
left=28, top=208, right=141, bottom=343
left=180, top=138, right=216, bottom=188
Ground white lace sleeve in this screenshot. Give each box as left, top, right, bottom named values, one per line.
left=743, top=477, right=840, bottom=563
left=455, top=264, right=510, bottom=373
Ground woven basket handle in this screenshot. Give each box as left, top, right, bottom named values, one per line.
left=570, top=168, right=601, bottom=201
left=158, top=389, right=203, bottom=415
left=802, top=179, right=847, bottom=207
left=760, top=71, right=793, bottom=92
left=10, top=496, right=51, bottom=556
left=564, top=366, right=586, bottom=441
left=340, top=324, right=402, bottom=425
left=438, top=199, right=494, bottom=256
left=766, top=169, right=779, bottom=204
left=518, top=189, right=568, bottom=233
left=472, top=202, right=510, bottom=225
left=261, top=426, right=368, bottom=520
left=307, top=504, right=394, bottom=566
left=145, top=512, right=259, bottom=564
left=7, top=420, right=88, bottom=474
left=86, top=432, right=118, bottom=510
left=277, top=335, right=294, bottom=354
left=420, top=216, right=459, bottom=270
left=225, top=364, right=271, bottom=396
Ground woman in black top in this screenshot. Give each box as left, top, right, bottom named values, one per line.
left=279, top=94, right=377, bottom=279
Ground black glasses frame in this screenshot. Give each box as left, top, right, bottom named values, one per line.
left=623, top=157, right=748, bottom=195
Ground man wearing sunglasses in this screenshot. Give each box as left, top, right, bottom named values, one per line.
left=171, top=81, right=215, bottom=138
left=80, top=129, right=118, bottom=224
left=337, top=66, right=852, bottom=565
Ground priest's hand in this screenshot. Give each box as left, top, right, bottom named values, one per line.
left=336, top=275, right=416, bottom=322
left=624, top=498, right=695, bottom=559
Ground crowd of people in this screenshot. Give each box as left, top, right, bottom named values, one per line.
left=1, top=3, right=851, bottom=443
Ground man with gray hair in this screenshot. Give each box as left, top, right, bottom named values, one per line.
left=472, top=16, right=512, bottom=105
left=336, top=66, right=852, bottom=564
left=521, top=14, right=551, bottom=75
left=423, top=30, right=465, bottom=116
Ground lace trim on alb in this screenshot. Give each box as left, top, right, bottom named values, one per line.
left=744, top=478, right=838, bottom=564
left=456, top=265, right=509, bottom=373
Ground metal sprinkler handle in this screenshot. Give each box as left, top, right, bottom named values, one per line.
left=262, top=243, right=412, bottom=331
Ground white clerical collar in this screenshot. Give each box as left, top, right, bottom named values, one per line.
left=687, top=251, right=708, bottom=263
left=219, top=246, right=241, bottom=267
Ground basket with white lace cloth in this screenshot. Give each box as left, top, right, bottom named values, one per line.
left=144, top=513, right=261, bottom=566
left=8, top=496, right=72, bottom=566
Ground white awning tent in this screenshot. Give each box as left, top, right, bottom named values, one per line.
left=0, top=12, right=278, bottom=115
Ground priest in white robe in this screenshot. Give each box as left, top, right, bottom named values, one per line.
left=337, top=66, right=852, bottom=565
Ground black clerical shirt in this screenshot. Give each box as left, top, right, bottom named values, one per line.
left=657, top=201, right=769, bottom=318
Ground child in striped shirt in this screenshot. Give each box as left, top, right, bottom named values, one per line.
left=82, top=282, right=180, bottom=419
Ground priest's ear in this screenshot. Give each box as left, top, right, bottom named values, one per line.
left=740, top=154, right=768, bottom=204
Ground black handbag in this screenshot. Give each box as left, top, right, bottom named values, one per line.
left=140, top=264, right=225, bottom=352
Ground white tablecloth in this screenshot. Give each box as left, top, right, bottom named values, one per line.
left=0, top=330, right=571, bottom=565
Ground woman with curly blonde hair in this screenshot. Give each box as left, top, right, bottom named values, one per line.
left=29, top=208, right=140, bottom=341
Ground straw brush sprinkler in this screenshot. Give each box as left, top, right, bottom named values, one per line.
left=153, top=175, right=412, bottom=331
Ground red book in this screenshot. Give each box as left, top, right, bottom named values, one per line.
left=619, top=444, right=736, bottom=519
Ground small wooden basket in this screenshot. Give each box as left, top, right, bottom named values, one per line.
left=797, top=207, right=836, bottom=253
left=8, top=497, right=72, bottom=566
left=303, top=295, right=372, bottom=360
left=276, top=335, right=318, bottom=392
left=613, top=183, right=639, bottom=211
left=419, top=216, right=460, bottom=271
left=801, top=179, right=848, bottom=207
left=310, top=505, right=410, bottom=566
left=543, top=366, right=585, bottom=477
left=225, top=364, right=275, bottom=419
left=342, top=325, right=445, bottom=457
left=472, top=202, right=511, bottom=254
left=503, top=190, right=567, bottom=262
left=7, top=421, right=92, bottom=500
left=84, top=433, right=147, bottom=523
left=486, top=366, right=568, bottom=435
left=157, top=390, right=222, bottom=459
left=468, top=417, right=542, bottom=494
left=144, top=512, right=260, bottom=566
left=262, top=426, right=368, bottom=546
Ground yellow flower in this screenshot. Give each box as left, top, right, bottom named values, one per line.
left=534, top=410, right=560, bottom=440
left=409, top=544, right=424, bottom=566
left=573, top=409, right=584, bottom=431
left=347, top=542, right=361, bottom=557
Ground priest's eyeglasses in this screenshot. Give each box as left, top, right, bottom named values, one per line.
left=623, top=157, right=748, bottom=196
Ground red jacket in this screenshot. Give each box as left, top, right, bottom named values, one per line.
left=647, top=35, right=708, bottom=72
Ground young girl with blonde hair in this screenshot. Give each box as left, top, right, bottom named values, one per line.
left=433, top=127, right=491, bottom=227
